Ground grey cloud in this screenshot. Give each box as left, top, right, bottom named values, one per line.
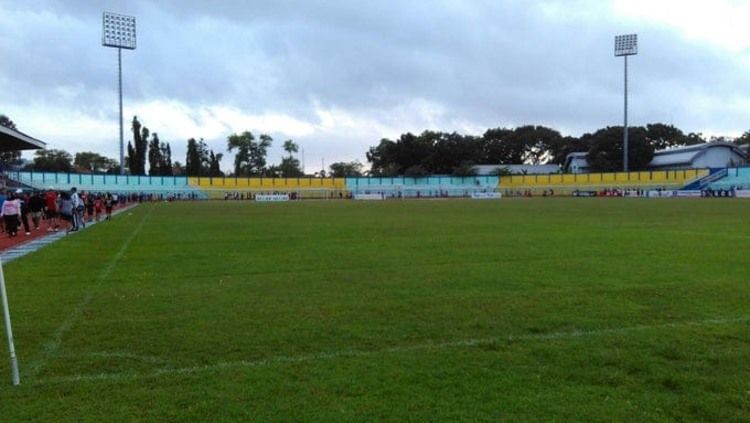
left=2, top=0, right=750, bottom=171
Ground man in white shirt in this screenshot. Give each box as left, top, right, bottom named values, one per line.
left=70, top=187, right=83, bottom=231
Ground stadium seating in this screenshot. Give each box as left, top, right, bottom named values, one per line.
left=6, top=171, right=208, bottom=199
left=190, top=175, right=500, bottom=199
left=8, top=168, right=727, bottom=199
left=498, top=169, right=708, bottom=195
left=346, top=176, right=499, bottom=198
left=189, top=176, right=347, bottom=199
left=707, top=167, right=750, bottom=190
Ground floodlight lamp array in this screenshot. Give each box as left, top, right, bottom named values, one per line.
left=614, top=34, right=637, bottom=56
left=102, top=12, right=136, bottom=49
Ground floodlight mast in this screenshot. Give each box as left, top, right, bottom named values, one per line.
left=614, top=34, right=637, bottom=172
left=102, top=12, right=136, bottom=175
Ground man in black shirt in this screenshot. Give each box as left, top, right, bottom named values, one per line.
left=28, top=191, right=46, bottom=231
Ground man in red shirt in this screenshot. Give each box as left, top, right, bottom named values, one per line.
left=44, top=189, right=60, bottom=232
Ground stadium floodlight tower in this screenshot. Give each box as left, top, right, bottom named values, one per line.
left=102, top=12, right=137, bottom=175
left=614, top=33, right=637, bottom=172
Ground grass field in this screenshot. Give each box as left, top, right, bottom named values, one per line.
left=1, top=198, right=749, bottom=421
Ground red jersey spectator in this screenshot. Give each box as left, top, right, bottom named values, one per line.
left=45, top=189, right=60, bottom=232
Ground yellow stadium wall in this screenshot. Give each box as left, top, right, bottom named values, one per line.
left=498, top=169, right=709, bottom=195
left=188, top=177, right=347, bottom=199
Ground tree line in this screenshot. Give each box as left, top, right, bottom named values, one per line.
left=365, top=123, right=747, bottom=176
left=3, top=113, right=749, bottom=177
left=0, top=115, right=307, bottom=178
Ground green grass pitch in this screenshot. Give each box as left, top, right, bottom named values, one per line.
left=1, top=198, right=749, bottom=421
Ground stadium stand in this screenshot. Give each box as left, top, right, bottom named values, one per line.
left=707, top=167, right=750, bottom=190
left=498, top=169, right=709, bottom=195
left=8, top=168, right=735, bottom=199
left=5, top=171, right=208, bottom=199
left=346, top=176, right=499, bottom=198
left=189, top=176, right=347, bottom=199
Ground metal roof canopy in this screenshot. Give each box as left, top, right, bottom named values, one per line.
left=650, top=141, right=746, bottom=167
left=0, top=125, right=46, bottom=152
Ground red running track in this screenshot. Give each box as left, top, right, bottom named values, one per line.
left=0, top=205, right=128, bottom=253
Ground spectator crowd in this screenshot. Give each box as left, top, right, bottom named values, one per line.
left=0, top=187, right=118, bottom=237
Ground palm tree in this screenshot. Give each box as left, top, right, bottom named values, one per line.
left=283, top=139, right=298, bottom=159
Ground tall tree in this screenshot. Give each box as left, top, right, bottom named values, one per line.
left=426, top=132, right=480, bottom=174
left=129, top=116, right=149, bottom=175
left=278, top=157, right=303, bottom=177
left=685, top=132, right=706, bottom=145
left=226, top=131, right=254, bottom=176
left=283, top=139, right=299, bottom=158
left=481, top=127, right=525, bottom=164
left=329, top=161, right=364, bottom=177
left=253, top=134, right=273, bottom=175
left=366, top=138, right=400, bottom=176
left=172, top=161, right=186, bottom=176
left=511, top=125, right=563, bottom=164
left=0, top=114, right=22, bottom=169
left=735, top=130, right=750, bottom=145
left=209, top=150, right=224, bottom=177
left=644, top=123, right=691, bottom=150
left=279, top=139, right=303, bottom=177
left=186, top=138, right=218, bottom=176
left=26, top=149, right=74, bottom=172
left=161, top=142, right=173, bottom=176
left=148, top=133, right=163, bottom=176
left=0, top=114, right=15, bottom=130
left=146, top=133, right=173, bottom=176
left=226, top=131, right=273, bottom=176
left=585, top=126, right=654, bottom=172
left=186, top=138, right=202, bottom=176
left=126, top=141, right=137, bottom=173
left=74, top=151, right=118, bottom=173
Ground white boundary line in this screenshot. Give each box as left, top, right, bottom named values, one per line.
left=27, top=204, right=155, bottom=378
left=36, top=315, right=749, bottom=386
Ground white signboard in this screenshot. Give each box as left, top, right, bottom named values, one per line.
left=353, top=193, right=385, bottom=200
left=734, top=190, right=750, bottom=198
left=647, top=190, right=675, bottom=198
left=471, top=192, right=502, bottom=199
left=255, top=194, right=290, bottom=202
left=674, top=190, right=702, bottom=198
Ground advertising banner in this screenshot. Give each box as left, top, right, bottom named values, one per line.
left=255, top=194, right=290, bottom=202
left=470, top=192, right=502, bottom=199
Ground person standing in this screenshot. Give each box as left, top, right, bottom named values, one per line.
left=45, top=188, right=60, bottom=232
left=70, top=187, right=83, bottom=231
left=94, top=194, right=103, bottom=222
left=59, top=191, right=74, bottom=233
left=85, top=192, right=95, bottom=223
left=104, top=192, right=114, bottom=220
left=17, top=189, right=31, bottom=235
left=28, top=191, right=45, bottom=231
left=1, top=192, right=21, bottom=237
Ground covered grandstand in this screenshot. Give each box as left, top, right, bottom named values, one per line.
left=0, top=124, right=46, bottom=189
left=649, top=142, right=746, bottom=170
left=564, top=142, right=747, bottom=173
left=0, top=125, right=46, bottom=152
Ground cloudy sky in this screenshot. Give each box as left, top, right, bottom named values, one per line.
left=2, top=0, right=749, bottom=173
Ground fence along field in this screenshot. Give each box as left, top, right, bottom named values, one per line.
left=1, top=199, right=749, bottom=421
